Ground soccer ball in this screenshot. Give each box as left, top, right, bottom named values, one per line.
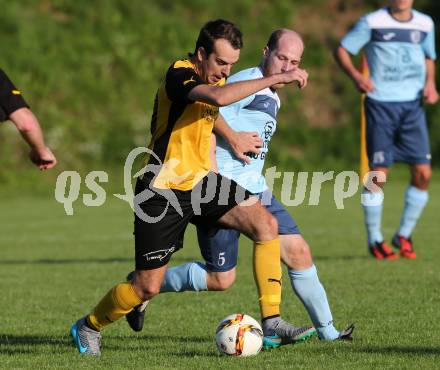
left=215, top=313, right=263, bottom=357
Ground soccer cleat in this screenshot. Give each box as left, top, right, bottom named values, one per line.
left=337, top=324, right=355, bottom=341
left=262, top=319, right=316, bottom=350
left=368, top=241, right=399, bottom=260
left=126, top=300, right=150, bottom=332
left=125, top=271, right=149, bottom=332
left=392, top=234, right=416, bottom=259
left=70, top=316, right=101, bottom=355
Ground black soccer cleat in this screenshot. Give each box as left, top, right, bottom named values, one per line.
left=126, top=301, right=149, bottom=332
left=125, top=271, right=149, bottom=332
left=338, top=324, right=355, bottom=341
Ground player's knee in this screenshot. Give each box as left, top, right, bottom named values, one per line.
left=412, top=167, right=431, bottom=189
left=137, top=284, right=161, bottom=301
left=283, top=239, right=312, bottom=268
left=133, top=274, right=162, bottom=300
left=420, top=167, right=431, bottom=186
left=254, top=212, right=278, bottom=241
left=207, top=270, right=235, bottom=291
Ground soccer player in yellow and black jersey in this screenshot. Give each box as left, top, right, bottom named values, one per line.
left=71, top=19, right=313, bottom=355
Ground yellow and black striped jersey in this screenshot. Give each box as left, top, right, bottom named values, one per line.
left=147, top=59, right=225, bottom=190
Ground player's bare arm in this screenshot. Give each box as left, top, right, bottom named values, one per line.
left=188, top=70, right=305, bottom=107
left=424, top=58, right=439, bottom=105
left=9, top=107, right=57, bottom=170
left=334, top=45, right=374, bottom=93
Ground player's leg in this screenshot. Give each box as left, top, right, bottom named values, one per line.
left=71, top=177, right=191, bottom=354
left=159, top=227, right=240, bottom=292
left=282, top=235, right=353, bottom=340
left=266, top=193, right=353, bottom=341
left=392, top=101, right=431, bottom=258
left=363, top=98, right=398, bottom=260
left=191, top=172, right=283, bottom=325
left=71, top=266, right=164, bottom=355
left=125, top=228, right=238, bottom=332
left=217, top=198, right=316, bottom=347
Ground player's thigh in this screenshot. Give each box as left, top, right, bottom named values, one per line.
left=364, top=98, right=397, bottom=168
left=197, top=226, right=240, bottom=273
left=134, top=178, right=192, bottom=271
left=217, top=198, right=278, bottom=241
left=395, top=101, right=431, bottom=171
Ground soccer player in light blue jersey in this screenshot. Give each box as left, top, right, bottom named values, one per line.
left=126, top=29, right=354, bottom=346
left=335, top=0, right=438, bottom=259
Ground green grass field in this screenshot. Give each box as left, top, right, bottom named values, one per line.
left=1, top=175, right=440, bottom=369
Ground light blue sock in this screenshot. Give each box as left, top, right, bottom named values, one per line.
left=160, top=262, right=208, bottom=293
left=289, top=265, right=339, bottom=340
left=361, top=190, right=384, bottom=245
left=398, top=186, right=428, bottom=238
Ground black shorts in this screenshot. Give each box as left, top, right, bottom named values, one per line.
left=134, top=171, right=251, bottom=270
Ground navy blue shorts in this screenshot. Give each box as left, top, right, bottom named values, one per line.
left=197, top=192, right=300, bottom=272
left=364, top=97, right=431, bottom=168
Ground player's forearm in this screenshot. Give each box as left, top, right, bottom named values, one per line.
left=334, top=45, right=362, bottom=83
left=189, top=75, right=280, bottom=107
left=10, top=108, right=47, bottom=152
left=425, top=59, right=436, bottom=85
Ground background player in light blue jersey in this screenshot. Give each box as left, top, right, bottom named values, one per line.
left=335, top=0, right=438, bottom=259
left=127, top=29, right=354, bottom=345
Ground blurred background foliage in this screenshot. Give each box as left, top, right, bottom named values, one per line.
left=0, top=0, right=439, bottom=190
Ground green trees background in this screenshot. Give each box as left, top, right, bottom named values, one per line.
left=1, top=0, right=439, bottom=187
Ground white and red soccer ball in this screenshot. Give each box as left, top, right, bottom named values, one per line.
left=215, top=313, right=263, bottom=357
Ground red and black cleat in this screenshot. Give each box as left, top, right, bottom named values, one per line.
left=392, top=235, right=417, bottom=259
left=369, top=241, right=399, bottom=260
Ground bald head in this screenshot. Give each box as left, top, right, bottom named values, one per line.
left=261, top=28, right=305, bottom=90
left=266, top=29, right=304, bottom=54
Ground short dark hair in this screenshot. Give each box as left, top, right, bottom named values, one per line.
left=191, top=19, right=243, bottom=57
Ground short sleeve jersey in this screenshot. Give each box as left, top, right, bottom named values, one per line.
left=0, top=69, right=29, bottom=122
left=147, top=59, right=225, bottom=190
left=341, top=7, right=436, bottom=102
left=217, top=67, right=280, bottom=194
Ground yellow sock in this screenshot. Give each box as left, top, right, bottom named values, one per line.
left=253, top=238, right=282, bottom=319
left=87, top=282, right=142, bottom=331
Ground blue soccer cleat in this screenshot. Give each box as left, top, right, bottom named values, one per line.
left=70, top=316, right=101, bottom=355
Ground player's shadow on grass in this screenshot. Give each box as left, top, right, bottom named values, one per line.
left=113, top=334, right=218, bottom=357
left=0, top=334, right=133, bottom=354
left=360, top=345, right=440, bottom=356
left=0, top=334, right=71, bottom=355
left=0, top=256, right=193, bottom=265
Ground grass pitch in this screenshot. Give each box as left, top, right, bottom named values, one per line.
left=1, top=175, right=440, bottom=369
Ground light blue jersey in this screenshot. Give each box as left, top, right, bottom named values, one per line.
left=216, top=67, right=280, bottom=194
left=341, top=7, right=436, bottom=102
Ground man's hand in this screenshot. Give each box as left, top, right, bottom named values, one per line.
left=353, top=73, right=374, bottom=93
left=230, top=131, right=263, bottom=164
left=276, top=68, right=309, bottom=89
left=29, top=146, right=57, bottom=170
left=424, top=81, right=439, bottom=105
